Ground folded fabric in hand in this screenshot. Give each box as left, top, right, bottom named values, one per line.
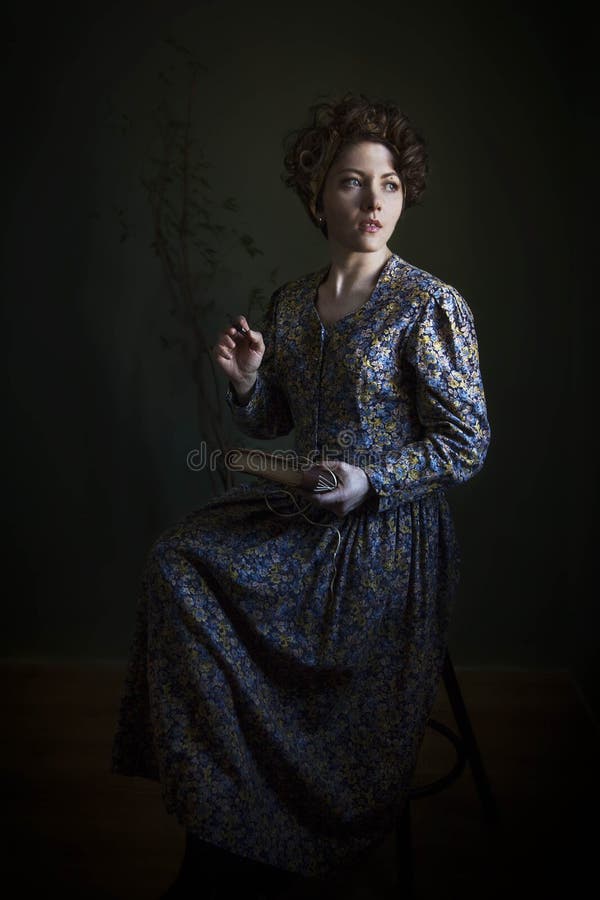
left=224, top=447, right=338, bottom=493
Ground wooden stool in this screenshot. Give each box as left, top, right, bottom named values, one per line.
left=395, top=649, right=500, bottom=894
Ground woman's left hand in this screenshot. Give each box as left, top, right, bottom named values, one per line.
left=298, top=460, right=376, bottom=517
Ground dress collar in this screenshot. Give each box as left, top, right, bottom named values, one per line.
left=307, top=252, right=401, bottom=331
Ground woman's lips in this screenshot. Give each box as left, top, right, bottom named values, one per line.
left=359, top=222, right=382, bottom=233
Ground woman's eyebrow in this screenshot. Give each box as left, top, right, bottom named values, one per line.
left=337, top=168, right=400, bottom=178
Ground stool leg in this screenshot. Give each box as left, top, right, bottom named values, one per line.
left=443, top=651, right=500, bottom=824
left=395, top=798, right=414, bottom=898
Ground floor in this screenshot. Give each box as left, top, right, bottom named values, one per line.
left=2, top=663, right=597, bottom=899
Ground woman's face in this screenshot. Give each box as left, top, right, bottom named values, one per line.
left=318, top=140, right=404, bottom=252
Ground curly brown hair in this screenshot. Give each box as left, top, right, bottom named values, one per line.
left=281, top=92, right=428, bottom=238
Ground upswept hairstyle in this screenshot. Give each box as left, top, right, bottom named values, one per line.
left=281, top=92, right=428, bottom=239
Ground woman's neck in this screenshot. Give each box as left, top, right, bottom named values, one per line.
left=322, top=247, right=393, bottom=299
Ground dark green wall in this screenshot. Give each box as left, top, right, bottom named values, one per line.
left=4, top=2, right=597, bottom=716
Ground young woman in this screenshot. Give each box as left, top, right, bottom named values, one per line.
left=111, top=92, right=491, bottom=899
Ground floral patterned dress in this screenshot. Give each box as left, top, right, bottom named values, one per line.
left=110, top=252, right=490, bottom=878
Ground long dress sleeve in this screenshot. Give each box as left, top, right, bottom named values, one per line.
left=225, top=285, right=295, bottom=439
left=361, top=285, right=491, bottom=513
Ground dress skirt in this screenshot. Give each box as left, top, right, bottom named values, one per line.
left=110, top=479, right=460, bottom=877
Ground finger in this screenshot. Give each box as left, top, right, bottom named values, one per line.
left=239, top=317, right=263, bottom=345
left=229, top=322, right=258, bottom=350
left=228, top=314, right=250, bottom=336
left=227, top=324, right=248, bottom=340
left=322, top=459, right=344, bottom=471
left=246, top=329, right=264, bottom=352
left=308, top=488, right=343, bottom=509
left=301, top=466, right=337, bottom=493
left=217, top=328, right=240, bottom=347
left=222, top=334, right=237, bottom=349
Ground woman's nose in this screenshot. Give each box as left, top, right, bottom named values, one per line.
left=363, top=188, right=382, bottom=210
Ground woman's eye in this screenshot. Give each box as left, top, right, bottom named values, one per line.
left=342, top=178, right=400, bottom=190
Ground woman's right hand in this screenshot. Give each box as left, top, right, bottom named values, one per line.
left=211, top=315, right=265, bottom=389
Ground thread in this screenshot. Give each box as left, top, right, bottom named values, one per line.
left=261, top=458, right=342, bottom=596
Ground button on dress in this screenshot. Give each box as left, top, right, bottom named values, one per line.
left=110, top=253, right=491, bottom=877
